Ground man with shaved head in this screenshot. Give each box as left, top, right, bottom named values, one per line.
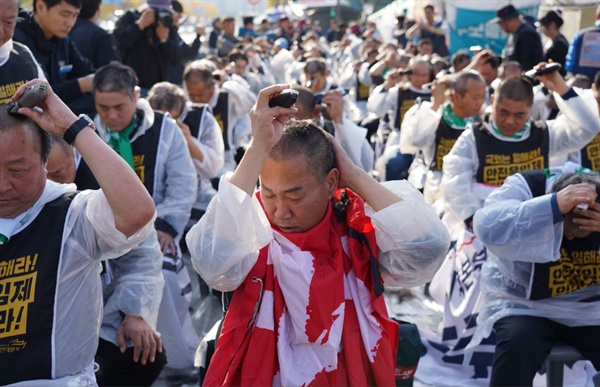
left=368, top=58, right=434, bottom=181
left=0, top=80, right=155, bottom=384
left=400, top=70, right=486, bottom=207
left=186, top=84, right=449, bottom=386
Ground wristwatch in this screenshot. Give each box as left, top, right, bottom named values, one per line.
left=63, top=114, right=94, bottom=145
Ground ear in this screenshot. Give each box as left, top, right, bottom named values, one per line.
left=325, top=168, right=340, bottom=196
left=133, top=86, right=141, bottom=102
left=452, top=90, right=460, bottom=102
left=312, top=106, right=321, bottom=120
left=489, top=93, right=495, bottom=106
left=36, top=0, right=47, bottom=14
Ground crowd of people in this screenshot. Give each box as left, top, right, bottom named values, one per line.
left=0, top=0, right=599, bottom=385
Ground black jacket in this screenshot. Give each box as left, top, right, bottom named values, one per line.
left=506, top=22, right=544, bottom=72
left=544, top=34, right=569, bottom=76
left=13, top=11, right=94, bottom=108
left=69, top=19, right=120, bottom=69
left=113, top=10, right=180, bottom=90
left=167, top=29, right=201, bottom=85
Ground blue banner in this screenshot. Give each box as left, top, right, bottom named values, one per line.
left=449, top=5, right=539, bottom=57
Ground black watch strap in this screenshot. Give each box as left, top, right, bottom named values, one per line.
left=63, top=115, right=92, bottom=145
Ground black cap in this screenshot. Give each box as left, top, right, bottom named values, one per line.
left=539, top=10, right=564, bottom=28
left=523, top=15, right=536, bottom=26
left=489, top=4, right=520, bottom=23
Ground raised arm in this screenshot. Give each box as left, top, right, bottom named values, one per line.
left=230, top=84, right=298, bottom=195
left=14, top=80, right=155, bottom=237
left=325, top=130, right=450, bottom=286
left=535, top=65, right=600, bottom=154
left=327, top=130, right=401, bottom=211
left=186, top=84, right=298, bottom=291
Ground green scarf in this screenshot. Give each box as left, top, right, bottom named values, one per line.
left=442, top=103, right=477, bottom=129
left=491, top=120, right=530, bottom=140
left=107, top=116, right=136, bottom=170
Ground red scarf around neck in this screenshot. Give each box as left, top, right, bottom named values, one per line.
left=204, top=189, right=398, bottom=386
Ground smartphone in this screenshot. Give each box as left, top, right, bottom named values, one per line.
left=314, top=88, right=349, bottom=105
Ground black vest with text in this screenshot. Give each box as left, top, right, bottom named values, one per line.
left=356, top=73, right=371, bottom=102
left=130, top=111, right=163, bottom=197
left=520, top=170, right=600, bottom=300
left=395, top=88, right=430, bottom=131
left=473, top=118, right=549, bottom=185
left=0, top=193, right=76, bottom=385
left=183, top=104, right=210, bottom=140
left=430, top=118, right=464, bottom=171
left=74, top=111, right=163, bottom=196
left=356, top=61, right=377, bottom=102
left=0, top=41, right=39, bottom=104
left=580, top=133, right=600, bottom=172
left=212, top=91, right=230, bottom=151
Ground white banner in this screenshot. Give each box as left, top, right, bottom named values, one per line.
left=295, top=0, right=338, bottom=6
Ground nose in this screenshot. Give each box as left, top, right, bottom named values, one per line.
left=273, top=199, right=292, bottom=221
left=504, top=114, right=516, bottom=127
left=107, top=109, right=119, bottom=121
left=0, top=173, right=13, bottom=194
left=66, top=15, right=77, bottom=29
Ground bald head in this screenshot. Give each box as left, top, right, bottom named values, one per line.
left=290, top=85, right=317, bottom=120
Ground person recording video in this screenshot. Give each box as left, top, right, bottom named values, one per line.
left=113, top=0, right=179, bottom=94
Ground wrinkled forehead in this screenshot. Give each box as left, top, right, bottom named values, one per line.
left=0, top=121, right=43, bottom=159
left=0, top=0, right=19, bottom=11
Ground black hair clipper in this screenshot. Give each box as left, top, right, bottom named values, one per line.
left=8, top=83, right=48, bottom=117
left=268, top=89, right=299, bottom=108
left=524, top=63, right=562, bottom=79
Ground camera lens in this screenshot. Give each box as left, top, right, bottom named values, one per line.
left=155, top=9, right=173, bottom=27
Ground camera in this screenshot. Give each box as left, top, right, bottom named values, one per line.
left=153, top=8, right=173, bottom=28
left=314, top=88, right=349, bottom=106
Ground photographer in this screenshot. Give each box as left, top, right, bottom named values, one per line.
left=290, top=85, right=374, bottom=172
left=14, top=0, right=95, bottom=115
left=113, top=0, right=179, bottom=93
left=405, top=5, right=449, bottom=57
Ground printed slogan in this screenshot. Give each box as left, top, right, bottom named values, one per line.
left=0, top=254, right=38, bottom=352
left=483, top=148, right=544, bottom=185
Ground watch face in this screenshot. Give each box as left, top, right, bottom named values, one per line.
left=80, top=114, right=95, bottom=127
